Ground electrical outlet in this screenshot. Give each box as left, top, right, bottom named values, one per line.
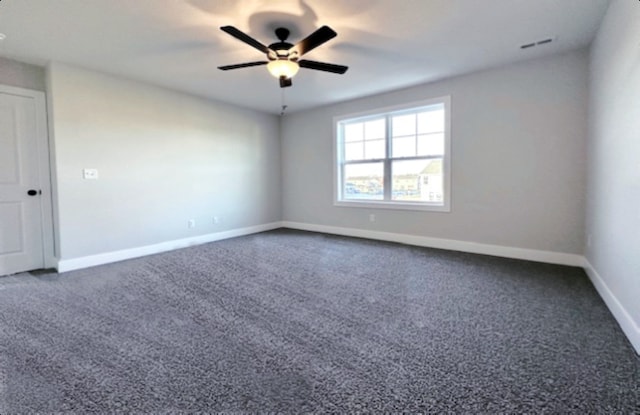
left=213, top=216, right=220, bottom=224
left=188, top=219, right=196, bottom=228
left=587, top=234, right=592, bottom=247
left=83, top=168, right=98, bottom=180
left=369, top=214, right=376, bottom=222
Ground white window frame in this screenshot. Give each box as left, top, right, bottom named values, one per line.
left=333, top=96, right=451, bottom=212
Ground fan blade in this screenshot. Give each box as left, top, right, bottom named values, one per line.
left=220, top=26, right=270, bottom=54
left=298, top=60, right=348, bottom=74
left=293, top=26, right=337, bottom=56
left=218, top=61, right=268, bottom=71
left=279, top=76, right=292, bottom=88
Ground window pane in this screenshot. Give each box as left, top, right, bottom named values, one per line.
left=418, top=108, right=444, bottom=133
left=343, top=162, right=384, bottom=200
left=364, top=138, right=385, bottom=159
left=364, top=118, right=385, bottom=140
left=392, top=135, right=416, bottom=158
left=417, top=133, right=444, bottom=156
left=344, top=123, right=364, bottom=142
left=392, top=158, right=443, bottom=203
left=392, top=113, right=416, bottom=137
left=345, top=142, right=364, bottom=161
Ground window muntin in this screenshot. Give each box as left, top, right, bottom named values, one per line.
left=335, top=97, right=450, bottom=211
left=343, top=117, right=386, bottom=161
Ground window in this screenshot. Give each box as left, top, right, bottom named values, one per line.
left=334, top=97, right=451, bottom=211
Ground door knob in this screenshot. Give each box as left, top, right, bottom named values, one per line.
left=27, top=189, right=40, bottom=196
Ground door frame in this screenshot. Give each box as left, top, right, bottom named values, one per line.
left=0, top=84, right=56, bottom=271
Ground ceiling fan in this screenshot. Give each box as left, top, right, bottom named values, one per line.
left=218, top=25, right=348, bottom=88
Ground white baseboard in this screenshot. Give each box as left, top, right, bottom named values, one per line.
left=583, top=260, right=640, bottom=355
left=281, top=221, right=584, bottom=267
left=56, top=222, right=283, bottom=273
left=57, top=221, right=583, bottom=272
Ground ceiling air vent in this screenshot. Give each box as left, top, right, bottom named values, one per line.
left=520, top=37, right=555, bottom=50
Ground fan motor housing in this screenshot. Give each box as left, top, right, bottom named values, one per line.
left=268, top=41, right=295, bottom=60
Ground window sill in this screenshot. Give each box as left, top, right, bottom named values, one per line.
left=334, top=199, right=451, bottom=212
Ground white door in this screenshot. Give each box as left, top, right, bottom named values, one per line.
left=0, top=91, right=45, bottom=275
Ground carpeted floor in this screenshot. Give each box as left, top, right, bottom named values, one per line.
left=0, top=229, right=638, bottom=412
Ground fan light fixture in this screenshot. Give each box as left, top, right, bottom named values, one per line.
left=267, top=58, right=299, bottom=79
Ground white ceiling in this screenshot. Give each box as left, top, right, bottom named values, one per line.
left=0, top=0, right=610, bottom=114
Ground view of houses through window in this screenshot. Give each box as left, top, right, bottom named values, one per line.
left=336, top=98, right=450, bottom=210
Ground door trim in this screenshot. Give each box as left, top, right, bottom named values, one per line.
left=0, top=84, right=56, bottom=270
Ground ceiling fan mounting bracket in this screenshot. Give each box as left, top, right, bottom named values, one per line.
left=275, top=27, right=290, bottom=42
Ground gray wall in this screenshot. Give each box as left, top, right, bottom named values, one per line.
left=282, top=50, right=589, bottom=254
left=47, top=63, right=281, bottom=260
left=586, top=0, right=640, bottom=341
left=0, top=57, right=46, bottom=91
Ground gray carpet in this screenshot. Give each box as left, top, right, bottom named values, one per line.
left=0, top=229, right=638, bottom=413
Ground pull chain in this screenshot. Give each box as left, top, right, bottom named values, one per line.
left=280, top=88, right=288, bottom=116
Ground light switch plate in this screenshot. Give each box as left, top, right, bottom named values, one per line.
left=83, top=168, right=98, bottom=179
